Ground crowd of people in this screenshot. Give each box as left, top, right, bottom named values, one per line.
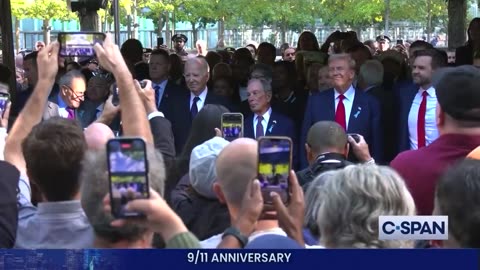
left=0, top=17, right=480, bottom=250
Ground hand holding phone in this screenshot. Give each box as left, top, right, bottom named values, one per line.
left=257, top=136, right=292, bottom=205
left=221, top=113, right=244, bottom=142
left=107, top=138, right=150, bottom=218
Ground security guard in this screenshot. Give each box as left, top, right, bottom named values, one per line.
left=172, top=33, right=188, bottom=56
left=376, top=35, right=391, bottom=53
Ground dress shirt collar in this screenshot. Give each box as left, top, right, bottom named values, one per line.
left=153, top=79, right=168, bottom=89
left=57, top=92, right=68, bottom=109
left=420, top=86, right=436, bottom=98
left=256, top=106, right=272, bottom=122
left=334, top=85, right=355, bottom=100
left=190, top=87, right=208, bottom=101
left=36, top=200, right=85, bottom=215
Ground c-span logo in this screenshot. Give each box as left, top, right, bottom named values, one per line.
left=379, top=216, right=448, bottom=240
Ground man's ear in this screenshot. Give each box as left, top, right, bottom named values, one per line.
left=213, top=182, right=226, bottom=204
left=305, top=143, right=313, bottom=163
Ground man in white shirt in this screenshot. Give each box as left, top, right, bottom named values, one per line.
left=164, top=57, right=230, bottom=154
left=406, top=49, right=446, bottom=150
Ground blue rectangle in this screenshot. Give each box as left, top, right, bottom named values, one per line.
left=0, top=249, right=477, bottom=270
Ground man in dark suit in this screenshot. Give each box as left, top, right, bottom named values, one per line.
left=300, top=54, right=382, bottom=169
left=43, top=70, right=86, bottom=121
left=358, top=59, right=397, bottom=163
left=396, top=49, right=446, bottom=154
left=164, top=57, right=229, bottom=154
left=243, top=78, right=298, bottom=168
left=149, top=49, right=188, bottom=113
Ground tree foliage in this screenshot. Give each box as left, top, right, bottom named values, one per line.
left=25, top=0, right=77, bottom=21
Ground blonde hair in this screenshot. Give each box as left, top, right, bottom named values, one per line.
left=317, top=165, right=416, bottom=248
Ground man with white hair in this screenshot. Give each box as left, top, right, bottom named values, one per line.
left=358, top=60, right=396, bottom=163
left=196, top=40, right=207, bottom=57
left=164, top=57, right=230, bottom=154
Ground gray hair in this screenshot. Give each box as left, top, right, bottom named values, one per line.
left=358, top=60, right=384, bottom=87
left=304, top=170, right=337, bottom=239
left=80, top=145, right=165, bottom=244
left=248, top=78, right=272, bottom=95
left=58, top=69, right=86, bottom=88
left=328, top=53, right=356, bottom=71
left=317, top=165, right=416, bottom=248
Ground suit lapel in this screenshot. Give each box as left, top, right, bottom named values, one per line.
left=347, top=91, right=363, bottom=133
left=244, top=114, right=254, bottom=138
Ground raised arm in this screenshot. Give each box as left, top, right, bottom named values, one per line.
left=4, top=43, right=59, bottom=175
left=93, top=34, right=153, bottom=144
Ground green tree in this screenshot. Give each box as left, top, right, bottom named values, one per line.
left=11, top=0, right=30, bottom=51
left=142, top=0, right=175, bottom=35
left=317, top=0, right=384, bottom=31
left=174, top=0, right=216, bottom=44
left=26, top=0, right=77, bottom=44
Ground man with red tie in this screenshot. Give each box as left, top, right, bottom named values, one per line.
left=397, top=49, right=447, bottom=153
left=300, top=54, right=382, bottom=169
left=391, top=65, right=480, bottom=215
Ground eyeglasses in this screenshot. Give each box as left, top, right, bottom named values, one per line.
left=63, top=85, right=85, bottom=99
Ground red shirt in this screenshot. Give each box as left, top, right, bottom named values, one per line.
left=391, top=133, right=480, bottom=215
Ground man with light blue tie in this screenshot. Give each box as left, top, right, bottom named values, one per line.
left=149, top=49, right=187, bottom=113
left=43, top=70, right=86, bottom=121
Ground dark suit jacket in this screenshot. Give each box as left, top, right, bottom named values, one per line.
left=42, top=92, right=80, bottom=122
left=366, top=85, right=397, bottom=164
left=244, top=109, right=298, bottom=169
left=77, top=99, right=103, bottom=128
left=455, top=44, right=473, bottom=66
left=157, top=80, right=189, bottom=113
left=394, top=81, right=418, bottom=154
left=300, top=88, right=383, bottom=169
left=163, top=90, right=230, bottom=155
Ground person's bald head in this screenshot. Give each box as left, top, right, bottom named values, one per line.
left=84, top=123, right=115, bottom=150
left=215, top=138, right=258, bottom=207
left=306, top=121, right=348, bottom=164
left=184, top=57, right=210, bottom=95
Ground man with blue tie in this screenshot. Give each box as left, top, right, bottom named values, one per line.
left=300, top=54, right=382, bottom=169
left=164, top=57, right=229, bottom=154
left=397, top=49, right=446, bottom=153
left=149, top=49, right=187, bottom=113
left=243, top=79, right=297, bottom=168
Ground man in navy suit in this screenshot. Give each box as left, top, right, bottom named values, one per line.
left=243, top=79, right=298, bottom=168
left=149, top=49, right=188, bottom=113
left=164, top=57, right=230, bottom=154
left=300, top=54, right=382, bottom=169
left=396, top=49, right=446, bottom=154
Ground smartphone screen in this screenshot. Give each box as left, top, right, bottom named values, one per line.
left=107, top=138, right=149, bottom=218
left=396, top=39, right=403, bottom=45
left=58, top=32, right=106, bottom=57
left=222, top=113, right=243, bottom=142
left=257, top=137, right=292, bottom=205
left=0, top=96, right=8, bottom=116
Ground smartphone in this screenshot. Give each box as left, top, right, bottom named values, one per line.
left=58, top=32, right=106, bottom=57
left=396, top=39, right=403, bottom=45
left=107, top=138, right=150, bottom=218
left=257, top=136, right=292, bottom=205
left=0, top=83, right=9, bottom=115
left=221, top=113, right=243, bottom=142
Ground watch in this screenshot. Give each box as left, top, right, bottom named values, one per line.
left=222, top=227, right=249, bottom=248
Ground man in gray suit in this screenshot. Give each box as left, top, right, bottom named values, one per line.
left=43, top=70, right=86, bottom=120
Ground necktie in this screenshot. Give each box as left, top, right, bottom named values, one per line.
left=256, top=115, right=264, bottom=138
left=66, top=107, right=75, bottom=120
left=335, top=94, right=346, bottom=130
left=191, top=96, right=200, bottom=120
left=154, top=85, right=161, bottom=108
left=417, top=91, right=428, bottom=148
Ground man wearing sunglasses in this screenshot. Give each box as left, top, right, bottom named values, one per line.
left=43, top=70, right=86, bottom=120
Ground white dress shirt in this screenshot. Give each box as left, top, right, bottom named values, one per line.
left=190, top=87, right=208, bottom=112
left=408, top=86, right=439, bottom=150
left=152, top=79, right=168, bottom=107
left=253, top=107, right=272, bottom=138
left=334, top=85, right=355, bottom=129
